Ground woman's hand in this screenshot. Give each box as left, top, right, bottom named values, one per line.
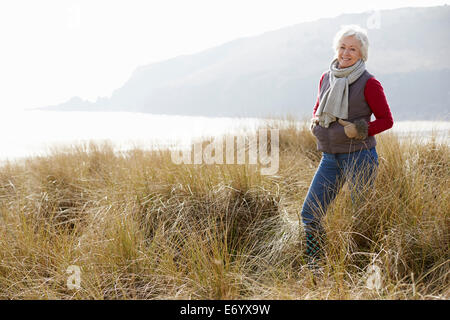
left=310, top=117, right=319, bottom=132
left=338, top=119, right=363, bottom=139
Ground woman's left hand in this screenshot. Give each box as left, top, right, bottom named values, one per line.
left=338, top=119, right=362, bottom=139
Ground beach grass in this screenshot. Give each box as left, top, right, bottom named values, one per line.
left=0, top=118, right=448, bottom=299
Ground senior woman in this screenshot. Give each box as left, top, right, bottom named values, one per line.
left=302, top=25, right=394, bottom=264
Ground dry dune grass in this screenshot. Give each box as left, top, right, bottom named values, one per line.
left=0, top=118, right=448, bottom=299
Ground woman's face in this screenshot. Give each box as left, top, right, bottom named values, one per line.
left=337, top=35, right=363, bottom=68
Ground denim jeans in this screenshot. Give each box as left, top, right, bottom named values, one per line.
left=301, top=147, right=379, bottom=232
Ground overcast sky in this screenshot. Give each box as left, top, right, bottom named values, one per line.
left=1, top=0, right=449, bottom=113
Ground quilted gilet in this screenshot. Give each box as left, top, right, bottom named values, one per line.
left=312, top=70, right=376, bottom=154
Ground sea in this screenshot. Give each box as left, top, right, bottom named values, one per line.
left=1, top=110, right=449, bottom=166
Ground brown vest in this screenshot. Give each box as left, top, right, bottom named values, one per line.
left=312, top=70, right=376, bottom=154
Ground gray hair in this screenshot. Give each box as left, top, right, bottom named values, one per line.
left=332, top=25, right=369, bottom=61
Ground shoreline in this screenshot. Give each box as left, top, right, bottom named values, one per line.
left=1, top=126, right=448, bottom=169
left=0, top=111, right=448, bottom=167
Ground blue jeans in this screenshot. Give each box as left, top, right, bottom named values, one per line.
left=301, top=147, right=379, bottom=232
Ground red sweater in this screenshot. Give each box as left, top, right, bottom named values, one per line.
left=312, top=72, right=394, bottom=136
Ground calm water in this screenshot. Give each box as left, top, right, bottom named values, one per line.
left=0, top=110, right=261, bottom=164
left=1, top=110, right=449, bottom=165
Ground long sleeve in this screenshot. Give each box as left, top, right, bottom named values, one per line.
left=312, top=72, right=327, bottom=117
left=364, top=77, right=394, bottom=136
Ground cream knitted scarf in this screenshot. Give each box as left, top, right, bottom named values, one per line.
left=315, top=58, right=366, bottom=128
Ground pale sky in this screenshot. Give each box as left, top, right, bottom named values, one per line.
left=1, top=0, right=449, bottom=113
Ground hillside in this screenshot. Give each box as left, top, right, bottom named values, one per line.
left=40, top=5, right=450, bottom=121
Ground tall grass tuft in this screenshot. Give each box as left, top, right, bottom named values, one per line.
left=0, top=119, right=448, bottom=299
